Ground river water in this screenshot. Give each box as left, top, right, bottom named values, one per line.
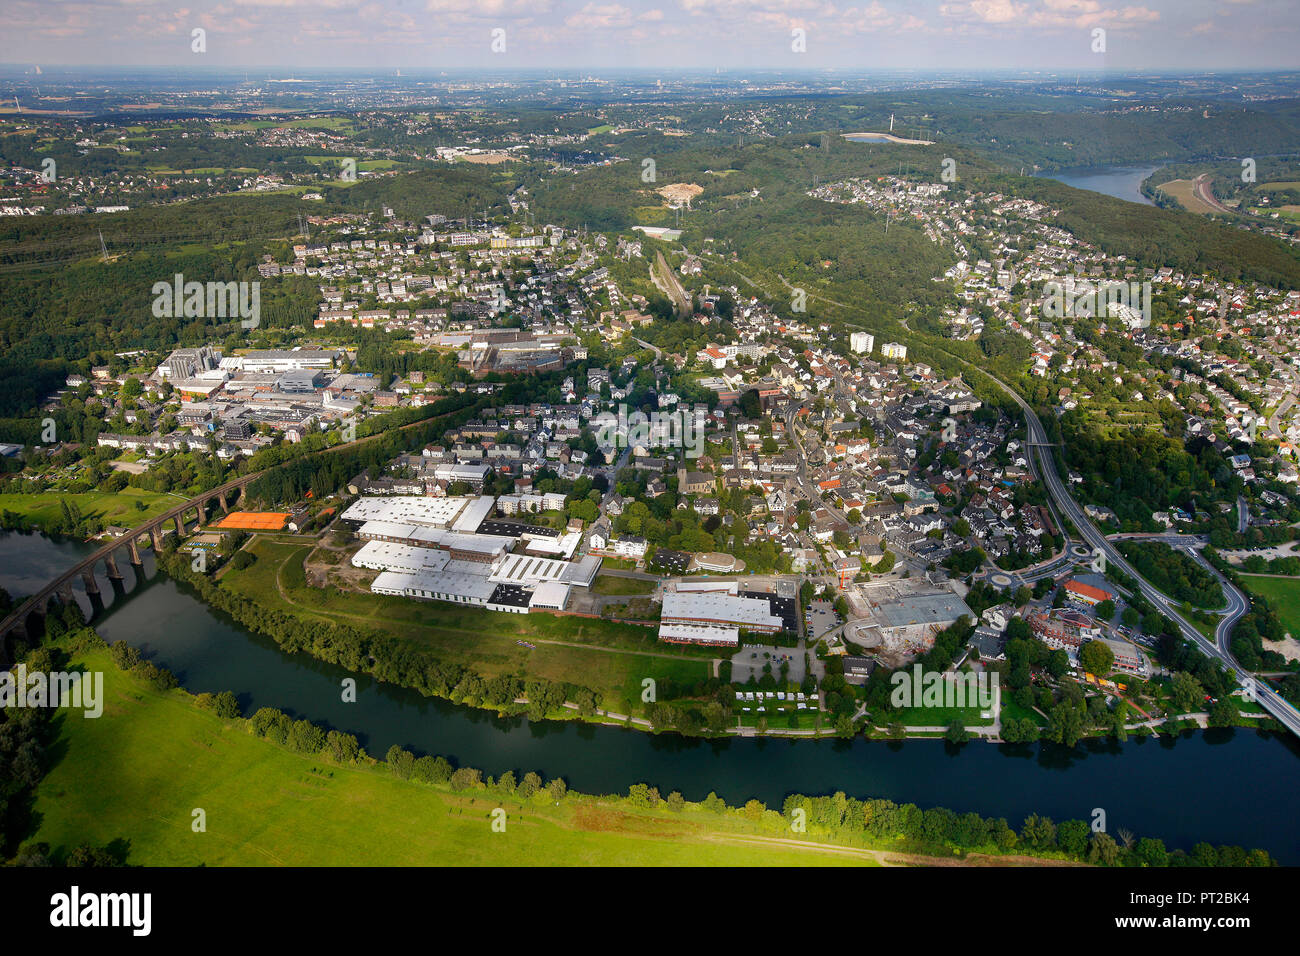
left=1037, top=165, right=1161, bottom=206
left=4, top=531, right=1298, bottom=862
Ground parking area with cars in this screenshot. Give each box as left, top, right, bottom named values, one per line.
left=805, top=599, right=841, bottom=640
left=728, top=644, right=823, bottom=685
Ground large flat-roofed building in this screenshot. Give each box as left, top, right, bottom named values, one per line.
left=528, top=581, right=572, bottom=612
left=235, top=348, right=341, bottom=373
left=352, top=505, right=600, bottom=613
left=872, top=591, right=975, bottom=644
left=370, top=566, right=499, bottom=605
left=1092, top=636, right=1148, bottom=675
left=341, top=495, right=471, bottom=529
left=489, top=552, right=600, bottom=588
left=278, top=369, right=325, bottom=393
left=450, top=495, right=495, bottom=534
left=658, top=623, right=740, bottom=647
left=352, top=540, right=450, bottom=575
left=660, top=590, right=783, bottom=634
left=432, top=462, right=491, bottom=486
left=354, top=521, right=511, bottom=562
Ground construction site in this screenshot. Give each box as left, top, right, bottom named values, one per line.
left=842, top=579, right=975, bottom=668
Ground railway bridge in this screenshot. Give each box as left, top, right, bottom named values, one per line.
left=0, top=473, right=258, bottom=659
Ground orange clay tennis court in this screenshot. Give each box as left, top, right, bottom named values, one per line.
left=214, top=511, right=291, bottom=531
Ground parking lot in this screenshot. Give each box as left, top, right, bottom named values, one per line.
left=805, top=600, right=841, bottom=640
left=729, top=644, right=823, bottom=685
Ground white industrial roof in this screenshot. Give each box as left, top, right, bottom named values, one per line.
left=351, top=540, right=450, bottom=574
left=658, top=623, right=739, bottom=645
left=450, top=496, right=495, bottom=534
left=341, top=495, right=470, bottom=528
left=660, top=591, right=781, bottom=630
left=529, top=581, right=571, bottom=610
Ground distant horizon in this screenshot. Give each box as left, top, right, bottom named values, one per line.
left=1, top=1, right=1297, bottom=74
left=3, top=65, right=1298, bottom=77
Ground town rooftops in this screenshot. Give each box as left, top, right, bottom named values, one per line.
left=1064, top=578, right=1113, bottom=603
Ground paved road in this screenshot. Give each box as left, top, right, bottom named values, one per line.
left=784, top=402, right=849, bottom=525
left=993, top=375, right=1300, bottom=739
left=1267, top=386, right=1297, bottom=441
left=905, top=337, right=1299, bottom=737
left=632, top=336, right=662, bottom=360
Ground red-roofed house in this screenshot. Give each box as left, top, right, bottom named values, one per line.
left=1064, top=578, right=1113, bottom=606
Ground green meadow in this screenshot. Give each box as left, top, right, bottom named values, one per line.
left=219, top=537, right=713, bottom=711
left=1239, top=574, right=1300, bottom=638
left=28, top=646, right=874, bottom=866
left=0, top=488, right=180, bottom=532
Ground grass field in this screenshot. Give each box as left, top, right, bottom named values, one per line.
left=592, top=574, right=656, bottom=596
left=0, top=488, right=180, bottom=532
left=219, top=537, right=712, bottom=714
left=889, top=705, right=994, bottom=728
left=1000, top=698, right=1047, bottom=727
left=28, top=645, right=876, bottom=866
left=1155, top=179, right=1216, bottom=214
left=1239, top=574, right=1300, bottom=637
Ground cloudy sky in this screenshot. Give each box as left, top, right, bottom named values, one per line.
left=1, top=0, right=1297, bottom=72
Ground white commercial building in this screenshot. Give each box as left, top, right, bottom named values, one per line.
left=658, top=623, right=740, bottom=647
left=660, top=590, right=782, bottom=633
left=341, top=495, right=471, bottom=528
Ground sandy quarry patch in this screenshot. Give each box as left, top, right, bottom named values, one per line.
left=657, top=182, right=703, bottom=206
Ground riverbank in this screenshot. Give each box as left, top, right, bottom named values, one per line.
left=8, top=531, right=1297, bottom=862
left=135, top=537, right=1287, bottom=747
left=26, top=632, right=1273, bottom=868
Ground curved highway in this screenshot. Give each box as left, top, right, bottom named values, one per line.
left=987, top=370, right=1300, bottom=738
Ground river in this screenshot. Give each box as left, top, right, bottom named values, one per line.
left=1036, top=165, right=1161, bottom=206
left=4, top=530, right=1298, bottom=863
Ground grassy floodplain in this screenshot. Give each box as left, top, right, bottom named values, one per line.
left=219, top=536, right=712, bottom=716
left=29, top=644, right=884, bottom=866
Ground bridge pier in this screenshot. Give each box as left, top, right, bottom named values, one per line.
left=104, top=552, right=122, bottom=579
left=58, top=583, right=74, bottom=604
left=174, top=514, right=185, bottom=538
left=128, top=538, right=142, bottom=566
left=81, top=569, right=99, bottom=594
left=218, top=492, right=230, bottom=514
left=150, top=525, right=164, bottom=552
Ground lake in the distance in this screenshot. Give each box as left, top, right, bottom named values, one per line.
left=4, top=530, right=1299, bottom=863
left=1037, top=164, right=1161, bottom=206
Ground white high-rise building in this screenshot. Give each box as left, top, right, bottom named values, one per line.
left=850, top=332, right=875, bottom=355
left=881, top=342, right=908, bottom=361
